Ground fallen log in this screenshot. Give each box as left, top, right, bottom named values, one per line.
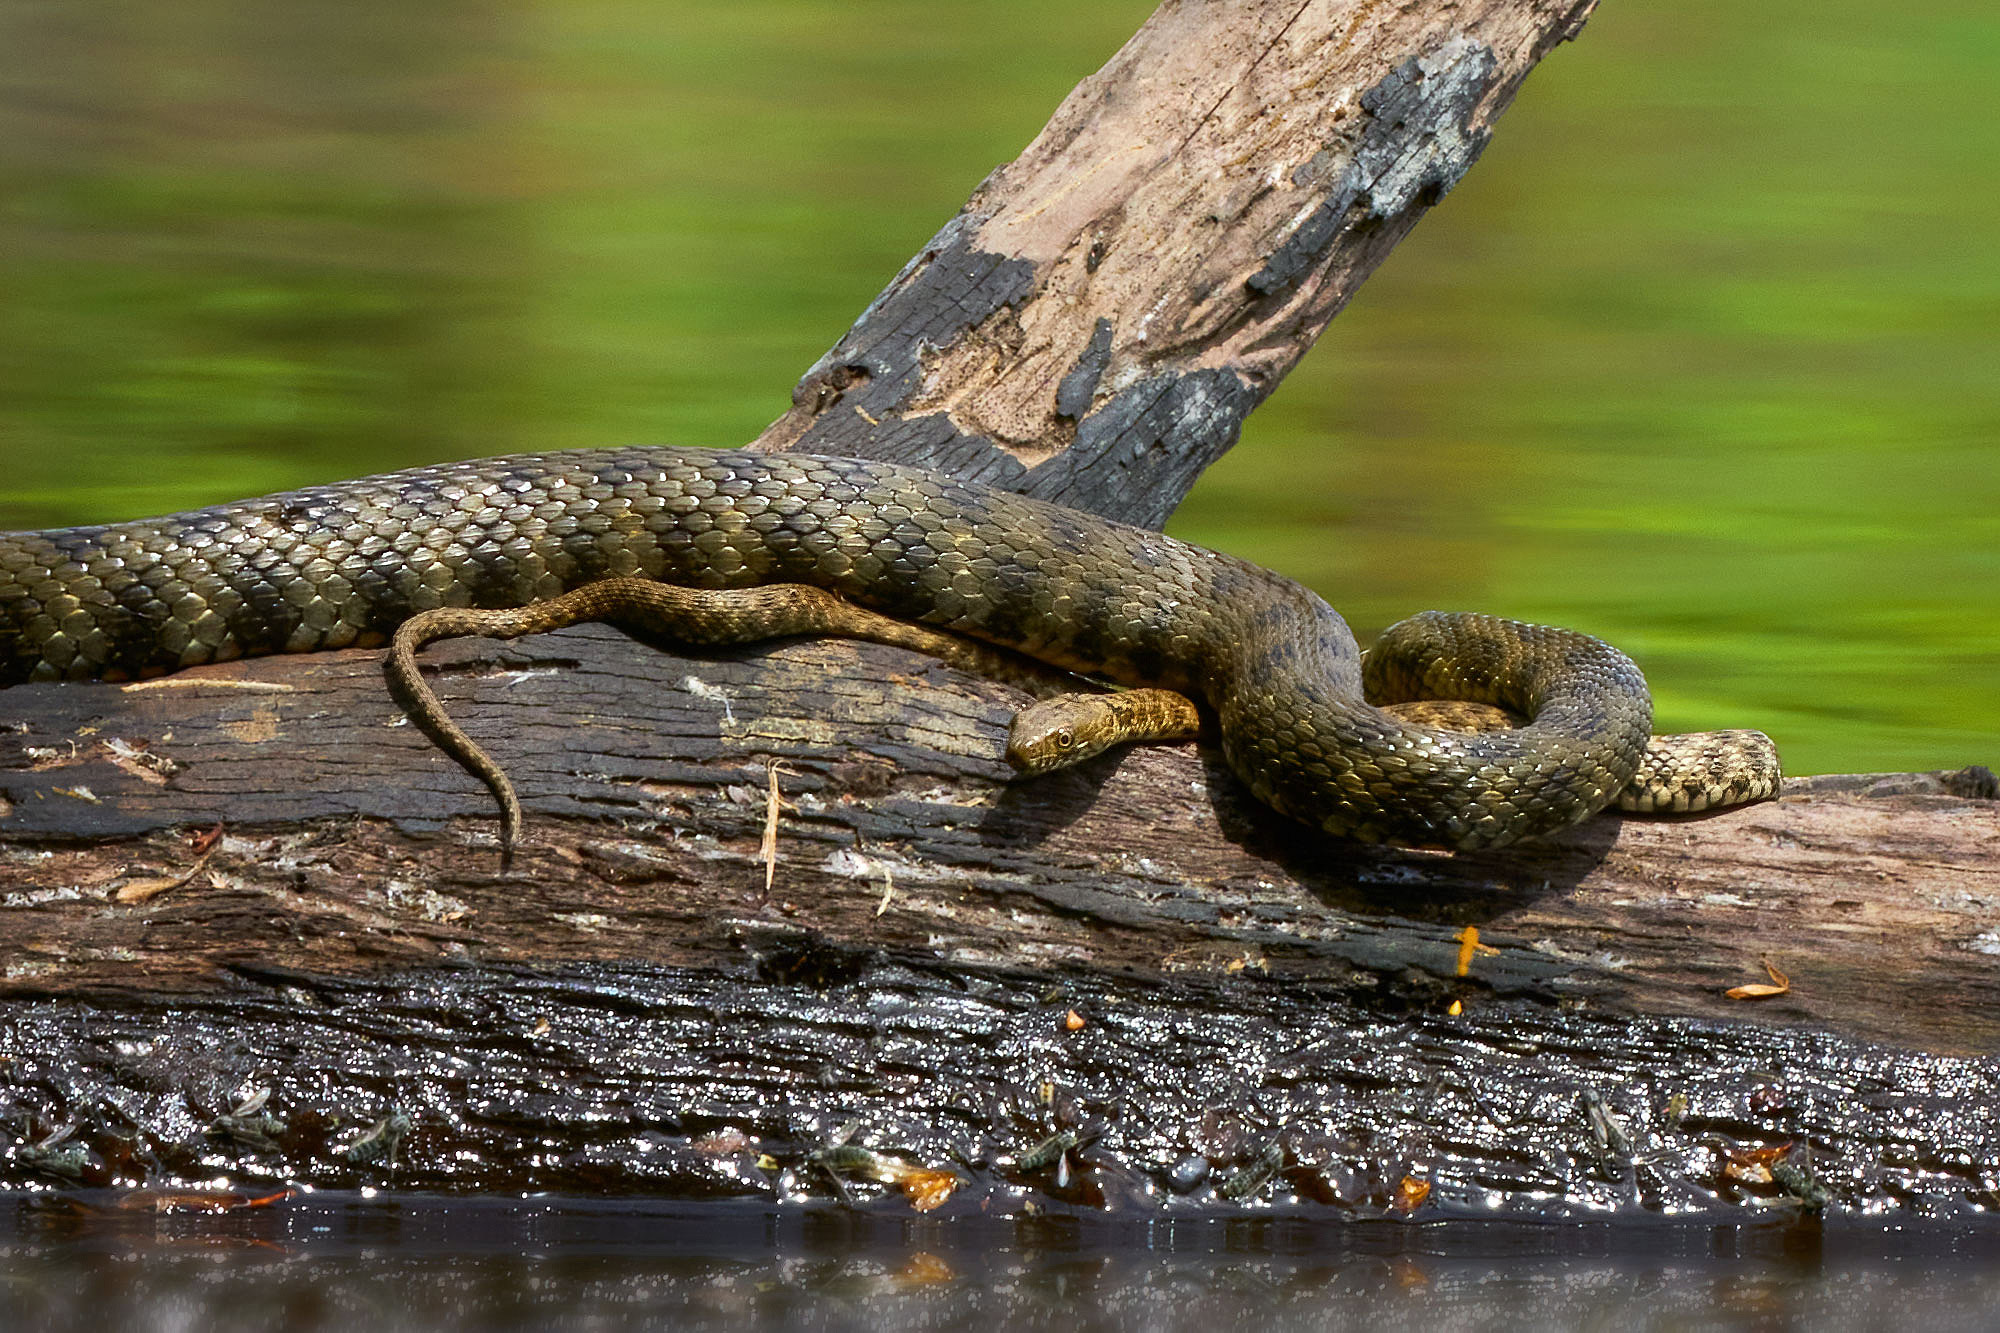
left=4, top=0, right=1997, bottom=1218
left=3, top=627, right=1996, bottom=1049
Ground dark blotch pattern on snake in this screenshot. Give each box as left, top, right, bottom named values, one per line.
left=0, top=445, right=1775, bottom=849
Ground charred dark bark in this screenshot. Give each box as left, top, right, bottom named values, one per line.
left=753, top=0, right=1603, bottom=527
left=4, top=0, right=1998, bottom=1221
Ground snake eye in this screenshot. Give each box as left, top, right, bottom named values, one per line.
left=1055, top=727, right=1075, bottom=749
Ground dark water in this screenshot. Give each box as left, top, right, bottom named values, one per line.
left=6, top=1193, right=2000, bottom=1332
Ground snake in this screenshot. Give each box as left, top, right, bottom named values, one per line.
left=0, top=445, right=1780, bottom=852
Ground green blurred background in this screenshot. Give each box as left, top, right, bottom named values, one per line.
left=0, top=1, right=1993, bottom=774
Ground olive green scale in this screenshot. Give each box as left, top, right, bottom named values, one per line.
left=1, top=445, right=1692, bottom=849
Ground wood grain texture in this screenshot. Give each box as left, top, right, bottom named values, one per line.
left=2, top=629, right=1995, bottom=1212
left=756, top=0, right=1601, bottom=526
left=4, top=629, right=1994, bottom=1053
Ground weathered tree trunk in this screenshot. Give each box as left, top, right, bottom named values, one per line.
left=4, top=0, right=1997, bottom=1221
left=755, top=0, right=1599, bottom=526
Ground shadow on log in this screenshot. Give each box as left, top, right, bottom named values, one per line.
left=4, top=0, right=1998, bottom=1221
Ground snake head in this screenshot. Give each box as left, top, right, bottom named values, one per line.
left=1006, top=704, right=1089, bottom=775
left=1005, top=688, right=1205, bottom=776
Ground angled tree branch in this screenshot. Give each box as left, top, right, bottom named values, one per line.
left=757, top=0, right=1600, bottom=526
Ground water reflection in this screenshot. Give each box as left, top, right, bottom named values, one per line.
left=7, top=1193, right=2000, bottom=1332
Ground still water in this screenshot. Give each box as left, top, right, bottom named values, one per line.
left=1, top=1, right=1995, bottom=774
left=5, top=1193, right=2000, bottom=1332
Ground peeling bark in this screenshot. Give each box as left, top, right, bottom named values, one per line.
left=756, top=0, right=1602, bottom=526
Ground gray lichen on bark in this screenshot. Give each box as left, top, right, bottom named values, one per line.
left=1250, top=36, right=1499, bottom=297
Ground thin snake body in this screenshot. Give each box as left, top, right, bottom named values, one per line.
left=1, top=445, right=1700, bottom=849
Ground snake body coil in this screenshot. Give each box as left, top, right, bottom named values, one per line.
left=1, top=445, right=1678, bottom=848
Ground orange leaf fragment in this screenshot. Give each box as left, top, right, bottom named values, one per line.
left=1720, top=1140, right=1797, bottom=1185
left=899, top=1252, right=956, bottom=1285
left=1454, top=926, right=1493, bottom=978
left=1726, top=1140, right=1796, bottom=1169
left=1726, top=956, right=1790, bottom=1000
left=117, top=1187, right=295, bottom=1213
left=1391, top=1175, right=1432, bottom=1214
left=898, top=1168, right=960, bottom=1213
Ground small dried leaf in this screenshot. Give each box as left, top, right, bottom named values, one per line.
left=692, top=1128, right=753, bottom=1157
left=114, top=877, right=181, bottom=904
left=114, top=862, right=206, bottom=904
left=1726, top=956, right=1791, bottom=1000
left=114, top=842, right=219, bottom=903
left=898, top=1252, right=956, bottom=1286
left=1726, top=1140, right=1796, bottom=1168
left=760, top=762, right=792, bottom=896
left=1391, top=1175, right=1432, bottom=1214
left=899, top=1169, right=960, bottom=1213
left=188, top=822, right=225, bottom=856
left=1723, top=1159, right=1774, bottom=1185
